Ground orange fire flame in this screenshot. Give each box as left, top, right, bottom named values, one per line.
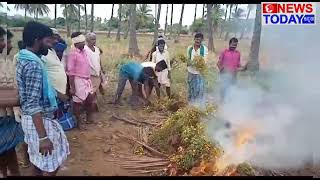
left=190, top=125, right=257, bottom=176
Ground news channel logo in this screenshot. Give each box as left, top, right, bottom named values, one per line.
left=261, top=2, right=317, bottom=25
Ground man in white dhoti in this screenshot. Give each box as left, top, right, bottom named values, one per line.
left=151, top=39, right=171, bottom=97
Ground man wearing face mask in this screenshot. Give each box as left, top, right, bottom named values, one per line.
left=16, top=21, right=70, bottom=176
left=217, top=37, right=246, bottom=102
left=67, top=32, right=95, bottom=130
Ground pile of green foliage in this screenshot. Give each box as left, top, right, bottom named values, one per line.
left=149, top=105, right=222, bottom=171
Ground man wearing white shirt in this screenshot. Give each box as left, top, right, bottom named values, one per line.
left=151, top=39, right=171, bottom=97
left=42, top=29, right=68, bottom=102
left=84, top=32, right=103, bottom=112
left=186, top=33, right=208, bottom=106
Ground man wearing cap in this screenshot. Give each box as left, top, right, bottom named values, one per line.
left=67, top=32, right=96, bottom=130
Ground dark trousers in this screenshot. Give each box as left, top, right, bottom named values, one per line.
left=115, top=74, right=143, bottom=100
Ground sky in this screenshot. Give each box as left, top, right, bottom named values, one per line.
left=4, top=4, right=255, bottom=29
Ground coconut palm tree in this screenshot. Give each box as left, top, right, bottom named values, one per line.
left=77, top=4, right=84, bottom=31
left=116, top=4, right=122, bottom=41
left=63, top=4, right=70, bottom=37
left=90, top=4, right=94, bottom=32
left=122, top=4, right=131, bottom=39
left=224, top=4, right=234, bottom=41
left=61, top=4, right=80, bottom=35
left=30, top=4, right=50, bottom=21
left=169, top=4, right=173, bottom=39
left=84, top=4, right=87, bottom=33
left=175, top=4, right=185, bottom=43
left=207, top=4, right=215, bottom=52
left=107, top=4, right=115, bottom=38
left=219, top=4, right=229, bottom=38
left=137, top=4, right=152, bottom=29
left=240, top=4, right=254, bottom=39
left=232, top=7, right=245, bottom=37
left=153, top=4, right=161, bottom=44
left=211, top=4, right=224, bottom=34
left=248, top=4, right=261, bottom=72
left=14, top=4, right=32, bottom=22
left=164, top=4, right=169, bottom=36
left=128, top=4, right=139, bottom=56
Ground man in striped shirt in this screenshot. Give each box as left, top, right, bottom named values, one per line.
left=16, top=22, right=69, bottom=176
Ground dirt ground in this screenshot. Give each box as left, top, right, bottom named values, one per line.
left=17, top=82, right=170, bottom=176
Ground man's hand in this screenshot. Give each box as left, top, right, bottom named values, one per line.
left=69, top=88, right=75, bottom=96
left=39, top=138, right=54, bottom=156
left=57, top=92, right=69, bottom=102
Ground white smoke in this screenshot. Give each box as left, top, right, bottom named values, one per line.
left=207, top=3, right=320, bottom=170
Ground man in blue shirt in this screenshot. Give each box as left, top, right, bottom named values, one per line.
left=113, top=61, right=164, bottom=105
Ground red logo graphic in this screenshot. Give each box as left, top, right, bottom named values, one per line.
left=262, top=3, right=278, bottom=13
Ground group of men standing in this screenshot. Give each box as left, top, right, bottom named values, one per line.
left=0, top=20, right=244, bottom=177
left=0, top=21, right=106, bottom=176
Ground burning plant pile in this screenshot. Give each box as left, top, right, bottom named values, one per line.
left=148, top=102, right=257, bottom=176
left=149, top=102, right=253, bottom=176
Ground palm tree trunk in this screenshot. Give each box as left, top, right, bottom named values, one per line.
left=164, top=4, right=169, bottom=36
left=219, top=4, right=228, bottom=38
left=65, top=4, right=70, bottom=37
left=207, top=4, right=215, bottom=52
left=240, top=8, right=251, bottom=40
left=24, top=8, right=27, bottom=22
left=202, top=4, right=205, bottom=22
left=248, top=4, right=261, bottom=72
left=154, top=4, right=157, bottom=20
left=124, top=5, right=130, bottom=40
left=116, top=4, right=122, bottom=41
left=232, top=4, right=239, bottom=37
left=128, top=4, right=139, bottom=56
left=234, top=4, right=238, bottom=14
left=84, top=4, right=88, bottom=33
left=36, top=9, right=39, bottom=21
left=54, top=4, right=57, bottom=27
left=193, top=4, right=197, bottom=23
left=153, top=4, right=161, bottom=44
left=174, top=4, right=184, bottom=43
left=124, top=21, right=130, bottom=39
left=169, top=4, right=173, bottom=40
left=90, top=4, right=94, bottom=32
left=78, top=4, right=81, bottom=31
left=224, top=4, right=233, bottom=41
left=107, top=4, right=115, bottom=38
